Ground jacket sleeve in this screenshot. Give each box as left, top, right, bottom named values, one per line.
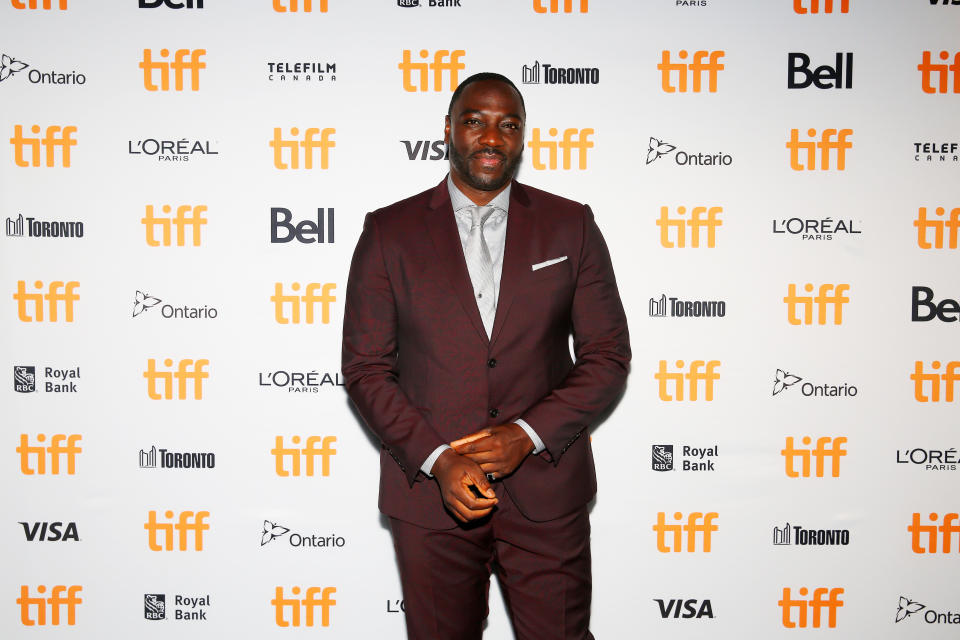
left=341, top=212, right=448, bottom=486
left=520, top=205, right=631, bottom=464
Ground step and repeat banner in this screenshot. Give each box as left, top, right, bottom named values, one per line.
left=2, top=0, right=958, bottom=638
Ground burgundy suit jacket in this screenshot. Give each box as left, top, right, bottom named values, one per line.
left=342, top=179, right=630, bottom=529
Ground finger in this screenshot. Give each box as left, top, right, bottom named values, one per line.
left=450, top=431, right=492, bottom=449
left=459, top=450, right=501, bottom=464
left=464, top=469, right=496, bottom=499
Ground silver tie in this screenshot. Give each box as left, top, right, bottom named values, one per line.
left=464, top=204, right=496, bottom=337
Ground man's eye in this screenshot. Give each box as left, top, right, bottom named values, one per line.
left=464, top=118, right=481, bottom=125
left=502, top=122, right=520, bottom=130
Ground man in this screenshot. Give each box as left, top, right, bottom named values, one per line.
left=342, top=72, right=630, bottom=639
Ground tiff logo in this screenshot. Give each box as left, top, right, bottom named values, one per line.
left=143, top=358, right=209, bottom=400
left=658, top=50, right=724, bottom=93
left=784, top=283, right=850, bottom=325
left=657, top=206, right=722, bottom=248
left=779, top=587, right=844, bottom=628
left=273, top=586, right=336, bottom=627
left=10, top=125, right=76, bottom=167
left=270, top=127, right=335, bottom=170
left=655, top=360, right=720, bottom=401
left=17, top=586, right=82, bottom=626
left=272, top=435, right=337, bottom=476
left=271, top=282, right=337, bottom=324
left=140, top=49, right=205, bottom=91
left=794, top=0, right=848, bottom=13
left=911, top=360, right=960, bottom=402
left=398, top=49, right=465, bottom=92
left=782, top=436, right=847, bottom=478
left=13, top=280, right=79, bottom=322
left=908, top=512, right=960, bottom=553
left=533, top=0, right=587, bottom=11
left=17, top=434, right=82, bottom=475
left=528, top=128, right=593, bottom=170
left=144, top=510, right=209, bottom=551
left=918, top=51, right=960, bottom=94
left=11, top=0, right=67, bottom=8
left=787, top=128, right=852, bottom=170
left=915, top=207, right=960, bottom=249
left=653, top=511, right=718, bottom=552
left=142, top=205, right=207, bottom=247
left=273, top=0, right=327, bottom=11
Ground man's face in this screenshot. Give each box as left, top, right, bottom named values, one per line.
left=445, top=79, right=525, bottom=194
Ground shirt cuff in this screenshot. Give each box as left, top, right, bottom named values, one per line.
left=420, top=444, right=452, bottom=477
left=514, top=418, right=546, bottom=455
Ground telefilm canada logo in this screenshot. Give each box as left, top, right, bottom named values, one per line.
left=652, top=444, right=718, bottom=471
left=127, top=137, right=218, bottom=162
left=896, top=447, right=957, bottom=471
left=649, top=294, right=726, bottom=318
left=13, top=365, right=80, bottom=393
left=259, top=369, right=344, bottom=393
left=646, top=136, right=732, bottom=167
left=261, top=519, right=346, bottom=549
left=896, top=596, right=960, bottom=625
left=139, top=446, right=215, bottom=470
left=522, top=61, right=599, bottom=85
left=914, top=141, right=958, bottom=163
left=6, top=214, right=84, bottom=239
left=132, top=291, right=219, bottom=319
left=267, top=61, right=336, bottom=83
left=772, top=216, right=861, bottom=241
left=772, top=522, right=850, bottom=546
left=772, top=369, right=858, bottom=398
left=0, top=52, right=86, bottom=85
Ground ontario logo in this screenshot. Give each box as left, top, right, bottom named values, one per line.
left=646, top=136, right=732, bottom=167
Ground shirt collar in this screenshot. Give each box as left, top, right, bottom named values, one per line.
left=447, top=174, right=511, bottom=216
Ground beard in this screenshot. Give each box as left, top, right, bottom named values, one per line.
left=448, top=138, right=523, bottom=192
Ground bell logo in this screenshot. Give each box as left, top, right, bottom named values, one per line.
left=533, top=0, right=587, bottom=12
left=653, top=511, right=719, bottom=552
left=793, top=0, right=849, bottom=13
left=270, top=127, right=335, bottom=170
left=655, top=360, right=720, bottom=401
left=911, top=360, right=960, bottom=402
left=13, top=280, right=79, bottom=322
left=915, top=207, right=960, bottom=249
left=10, top=125, right=76, bottom=167
left=657, top=206, right=722, bottom=248
left=272, top=586, right=336, bottom=627
left=272, top=436, right=337, bottom=477
left=11, top=0, right=67, bottom=8
left=781, top=436, right=847, bottom=478
left=528, top=128, right=594, bottom=170
left=273, top=0, right=327, bottom=11
left=783, top=283, right=850, bottom=325
left=17, top=586, right=82, bottom=626
left=139, top=49, right=205, bottom=91
left=144, top=510, right=210, bottom=551
left=779, top=587, right=844, bottom=628
left=143, top=358, right=210, bottom=400
left=17, top=434, right=82, bottom=475
left=908, top=512, right=960, bottom=553
left=658, top=50, right=724, bottom=93
left=271, top=282, right=337, bottom=324
left=398, top=49, right=465, bottom=92
left=786, top=128, right=852, bottom=170
left=918, top=51, right=960, bottom=94
left=142, top=205, right=207, bottom=247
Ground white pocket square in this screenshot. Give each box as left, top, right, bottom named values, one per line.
left=531, top=256, right=568, bottom=271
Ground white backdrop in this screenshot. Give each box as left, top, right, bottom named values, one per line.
left=2, top=0, right=959, bottom=637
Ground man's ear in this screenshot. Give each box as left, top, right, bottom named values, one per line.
left=443, top=114, right=451, bottom=144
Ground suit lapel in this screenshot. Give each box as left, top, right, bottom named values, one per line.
left=423, top=180, right=490, bottom=346
left=490, top=182, right=534, bottom=349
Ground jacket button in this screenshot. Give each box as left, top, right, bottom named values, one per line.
left=487, top=358, right=497, bottom=368
left=489, top=408, right=500, bottom=418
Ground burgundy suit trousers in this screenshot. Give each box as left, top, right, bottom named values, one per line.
left=389, top=485, right=594, bottom=640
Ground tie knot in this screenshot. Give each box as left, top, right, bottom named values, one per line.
left=470, top=204, right=495, bottom=229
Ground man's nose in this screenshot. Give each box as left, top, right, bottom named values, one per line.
left=478, top=124, right=504, bottom=148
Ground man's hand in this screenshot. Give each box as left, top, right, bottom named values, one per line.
left=451, top=423, right=535, bottom=480
left=431, top=449, right=498, bottom=523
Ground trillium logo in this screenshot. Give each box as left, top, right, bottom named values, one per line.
left=773, top=369, right=802, bottom=396
left=0, top=54, right=28, bottom=82
left=261, top=520, right=290, bottom=546
left=646, top=137, right=676, bottom=165
left=896, top=596, right=924, bottom=623
left=133, top=290, right=162, bottom=317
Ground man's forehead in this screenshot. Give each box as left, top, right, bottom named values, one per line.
left=453, top=80, right=524, bottom=116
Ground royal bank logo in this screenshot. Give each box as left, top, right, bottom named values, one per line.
left=918, top=51, right=960, bottom=93
left=259, top=370, right=344, bottom=392
left=521, top=61, right=599, bottom=85
left=144, top=594, right=165, bottom=620
left=398, top=0, right=419, bottom=5
left=132, top=291, right=219, bottom=320
left=128, top=138, right=218, bottom=162
left=20, top=521, right=80, bottom=542
left=0, top=52, right=85, bottom=85
left=17, top=585, right=82, bottom=626
left=772, top=369, right=857, bottom=398
left=658, top=50, right=724, bottom=93
left=915, top=207, right=960, bottom=249
left=772, top=216, right=861, bottom=241
left=267, top=61, right=336, bottom=83
left=401, top=139, right=447, bottom=161
left=653, top=512, right=718, bottom=552
left=779, top=587, right=844, bottom=628
left=649, top=294, right=726, bottom=318
left=657, top=206, right=722, bottom=248
left=5, top=214, right=84, bottom=239
left=140, top=48, right=205, bottom=91
left=11, top=125, right=77, bottom=167
left=646, top=136, right=732, bottom=167
left=654, top=599, right=714, bottom=619
left=14, top=366, right=35, bottom=393
left=271, top=207, right=334, bottom=244
left=896, top=595, right=960, bottom=625
left=261, top=519, right=345, bottom=548
left=143, top=205, right=207, bottom=246
left=652, top=444, right=717, bottom=471
left=782, top=436, right=847, bottom=478
left=788, top=52, right=853, bottom=89
left=12, top=365, right=80, bottom=393
left=143, top=593, right=210, bottom=620
left=398, top=49, right=465, bottom=92
left=772, top=522, right=850, bottom=546
left=397, top=0, right=463, bottom=6
left=897, top=447, right=957, bottom=471
left=913, top=141, right=958, bottom=163
left=139, top=446, right=215, bottom=470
